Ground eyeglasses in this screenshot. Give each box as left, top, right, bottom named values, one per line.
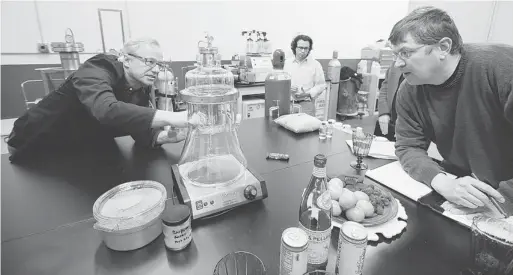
left=392, top=45, right=429, bottom=61
left=127, top=53, right=170, bottom=71
left=296, top=46, right=310, bottom=51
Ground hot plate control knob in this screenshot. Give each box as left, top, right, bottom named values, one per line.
left=244, top=185, right=258, bottom=200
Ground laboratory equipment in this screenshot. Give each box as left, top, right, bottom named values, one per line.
left=155, top=66, right=179, bottom=112
left=326, top=50, right=342, bottom=120
left=265, top=49, right=291, bottom=118
left=172, top=33, right=268, bottom=220
left=51, top=28, right=84, bottom=74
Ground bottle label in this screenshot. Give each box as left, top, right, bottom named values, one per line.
left=316, top=191, right=332, bottom=212
left=299, top=224, right=331, bottom=265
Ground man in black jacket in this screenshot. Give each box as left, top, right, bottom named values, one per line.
left=7, top=38, right=196, bottom=163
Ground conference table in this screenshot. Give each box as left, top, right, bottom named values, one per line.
left=1, top=117, right=471, bottom=275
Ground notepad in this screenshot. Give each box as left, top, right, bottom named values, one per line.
left=366, top=161, right=456, bottom=201
left=346, top=139, right=397, bottom=160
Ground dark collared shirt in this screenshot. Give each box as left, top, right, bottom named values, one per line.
left=7, top=54, right=159, bottom=162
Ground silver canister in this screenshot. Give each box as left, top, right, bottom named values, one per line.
left=335, top=222, right=368, bottom=275
left=280, top=227, right=309, bottom=275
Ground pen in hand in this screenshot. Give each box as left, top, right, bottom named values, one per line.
left=471, top=173, right=508, bottom=218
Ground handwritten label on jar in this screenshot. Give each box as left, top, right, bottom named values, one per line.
left=163, top=216, right=192, bottom=251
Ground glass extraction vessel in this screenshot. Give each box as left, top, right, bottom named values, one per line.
left=178, top=33, right=247, bottom=188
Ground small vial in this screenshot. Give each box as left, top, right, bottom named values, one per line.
left=327, top=119, right=335, bottom=138
left=319, top=121, right=327, bottom=140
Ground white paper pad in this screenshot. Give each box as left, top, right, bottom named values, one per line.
left=346, top=140, right=444, bottom=161
left=366, top=161, right=456, bottom=201
left=346, top=139, right=397, bottom=160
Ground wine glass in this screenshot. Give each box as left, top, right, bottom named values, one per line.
left=350, top=129, right=374, bottom=170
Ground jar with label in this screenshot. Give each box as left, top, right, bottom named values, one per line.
left=162, top=202, right=193, bottom=251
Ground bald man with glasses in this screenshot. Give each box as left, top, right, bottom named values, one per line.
left=7, top=38, right=201, bottom=163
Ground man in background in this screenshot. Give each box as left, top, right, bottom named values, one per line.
left=374, top=63, right=404, bottom=141
left=284, top=34, right=326, bottom=116
left=391, top=7, right=511, bottom=208
left=7, top=38, right=200, bottom=163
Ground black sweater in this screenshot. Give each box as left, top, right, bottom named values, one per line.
left=395, top=44, right=513, bottom=188
left=8, top=54, right=159, bottom=162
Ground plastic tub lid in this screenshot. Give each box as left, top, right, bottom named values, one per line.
left=93, top=181, right=167, bottom=232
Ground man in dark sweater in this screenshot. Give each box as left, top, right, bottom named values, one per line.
left=390, top=7, right=511, bottom=208
left=7, top=38, right=200, bottom=163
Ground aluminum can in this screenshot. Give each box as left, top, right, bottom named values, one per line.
left=280, top=227, right=309, bottom=275
left=335, top=221, right=368, bottom=275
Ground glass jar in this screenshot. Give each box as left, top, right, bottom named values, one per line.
left=178, top=34, right=247, bottom=188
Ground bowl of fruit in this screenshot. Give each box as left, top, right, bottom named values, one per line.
left=328, top=175, right=398, bottom=227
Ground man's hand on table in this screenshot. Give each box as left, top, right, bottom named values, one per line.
left=431, top=173, right=505, bottom=208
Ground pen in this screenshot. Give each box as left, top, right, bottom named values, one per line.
left=471, top=173, right=507, bottom=218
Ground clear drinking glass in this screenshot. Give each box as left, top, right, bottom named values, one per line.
left=319, top=121, right=327, bottom=140
left=291, top=98, right=302, bottom=114
left=469, top=216, right=513, bottom=275
left=269, top=100, right=280, bottom=120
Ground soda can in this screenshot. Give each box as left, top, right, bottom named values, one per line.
left=267, top=152, right=290, bottom=161
left=280, top=227, right=309, bottom=275
left=335, top=221, right=368, bottom=275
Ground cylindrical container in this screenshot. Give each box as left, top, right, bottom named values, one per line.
left=162, top=202, right=192, bottom=251
left=335, top=221, right=368, bottom=275
left=319, top=121, right=327, bottom=140
left=265, top=49, right=291, bottom=118
left=280, top=227, right=309, bottom=275
left=60, top=52, right=81, bottom=70
left=92, top=181, right=167, bottom=251
left=327, top=119, right=335, bottom=138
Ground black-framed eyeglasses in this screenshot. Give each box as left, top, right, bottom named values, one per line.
left=127, top=53, right=170, bottom=71
left=392, top=45, right=430, bottom=61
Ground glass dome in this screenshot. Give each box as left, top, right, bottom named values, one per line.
left=184, top=34, right=234, bottom=96
left=178, top=34, right=247, bottom=188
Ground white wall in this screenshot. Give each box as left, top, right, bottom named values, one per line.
left=127, top=1, right=409, bottom=61
left=2, top=0, right=512, bottom=65
left=1, top=0, right=130, bottom=65
left=487, top=0, right=513, bottom=45
left=1, top=0, right=409, bottom=64
left=408, top=0, right=497, bottom=43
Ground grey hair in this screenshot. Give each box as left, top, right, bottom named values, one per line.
left=118, top=37, right=160, bottom=61
left=388, top=6, right=463, bottom=54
